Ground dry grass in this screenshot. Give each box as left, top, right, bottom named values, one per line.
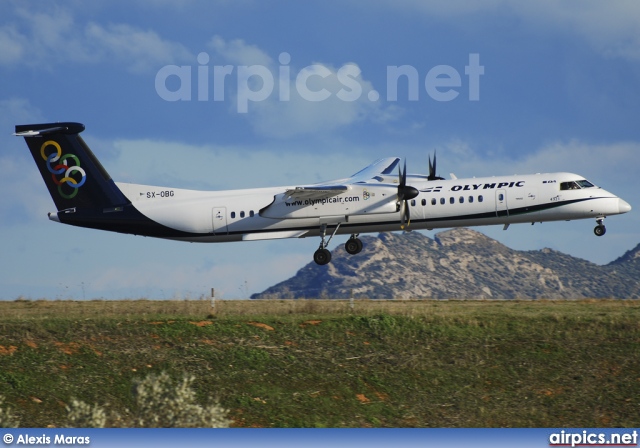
left=2, top=297, right=636, bottom=320
left=1, top=298, right=639, bottom=427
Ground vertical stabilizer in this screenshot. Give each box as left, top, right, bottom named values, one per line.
left=15, top=122, right=129, bottom=211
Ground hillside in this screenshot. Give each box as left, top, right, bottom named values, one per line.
left=252, top=229, right=640, bottom=299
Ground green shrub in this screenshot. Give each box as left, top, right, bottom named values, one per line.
left=63, top=372, right=230, bottom=428
left=129, top=372, right=229, bottom=428
left=66, top=399, right=107, bottom=428
left=0, top=396, right=19, bottom=428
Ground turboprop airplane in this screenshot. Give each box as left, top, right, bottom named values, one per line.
left=16, top=122, right=632, bottom=265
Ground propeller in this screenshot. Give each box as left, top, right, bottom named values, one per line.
left=428, top=151, right=445, bottom=181
left=397, top=159, right=419, bottom=229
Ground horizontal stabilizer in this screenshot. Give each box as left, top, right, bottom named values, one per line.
left=14, top=122, right=86, bottom=136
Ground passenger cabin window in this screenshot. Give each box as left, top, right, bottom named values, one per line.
left=478, top=195, right=483, bottom=202
left=459, top=196, right=464, bottom=203
left=240, top=211, right=245, bottom=218
left=411, top=199, right=416, bottom=206
left=421, top=199, right=426, bottom=206
left=469, top=196, right=474, bottom=203
left=250, top=210, right=255, bottom=217
left=449, top=197, right=455, bottom=204
left=432, top=198, right=436, bottom=206
left=231, top=212, right=236, bottom=219
left=440, top=198, right=445, bottom=205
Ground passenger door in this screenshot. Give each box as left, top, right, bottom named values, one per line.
left=496, top=189, right=508, bottom=218
left=212, top=207, right=228, bottom=234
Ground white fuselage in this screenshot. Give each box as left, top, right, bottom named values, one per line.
left=111, top=172, right=630, bottom=242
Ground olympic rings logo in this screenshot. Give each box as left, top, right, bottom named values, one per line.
left=40, top=140, right=87, bottom=199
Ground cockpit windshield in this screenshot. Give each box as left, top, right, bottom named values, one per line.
left=576, top=180, right=595, bottom=188
left=560, top=179, right=596, bottom=190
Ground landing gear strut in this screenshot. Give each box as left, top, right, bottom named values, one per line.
left=345, top=234, right=363, bottom=255
left=313, top=223, right=341, bottom=265
left=594, top=217, right=606, bottom=237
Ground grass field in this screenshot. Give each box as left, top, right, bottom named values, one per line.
left=0, top=299, right=639, bottom=427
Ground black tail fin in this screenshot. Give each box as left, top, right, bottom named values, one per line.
left=15, top=122, right=129, bottom=211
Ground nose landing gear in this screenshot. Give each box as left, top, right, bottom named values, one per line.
left=594, top=217, right=606, bottom=237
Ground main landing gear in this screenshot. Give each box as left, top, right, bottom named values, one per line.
left=313, top=247, right=332, bottom=265
left=345, top=234, right=363, bottom=255
left=313, top=225, right=363, bottom=265
left=594, top=217, right=606, bottom=237
left=313, top=223, right=340, bottom=266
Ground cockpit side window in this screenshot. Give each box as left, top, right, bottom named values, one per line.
left=560, top=181, right=580, bottom=190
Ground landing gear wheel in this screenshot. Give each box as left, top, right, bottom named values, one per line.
left=313, top=248, right=332, bottom=265
left=345, top=238, right=363, bottom=255
left=594, top=225, right=606, bottom=237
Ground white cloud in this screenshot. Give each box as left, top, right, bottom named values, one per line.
left=76, top=248, right=309, bottom=300
left=11, top=7, right=94, bottom=64
left=94, top=133, right=640, bottom=204
left=373, top=0, right=640, bottom=61
left=435, top=138, right=640, bottom=187
left=250, top=62, right=388, bottom=138
left=1, top=5, right=192, bottom=72
left=208, top=35, right=272, bottom=67
left=0, top=98, right=52, bottom=222
left=0, top=25, right=26, bottom=65
left=207, top=36, right=398, bottom=137
left=0, top=153, right=54, bottom=222
left=85, top=23, right=193, bottom=73
left=0, top=97, right=44, bottom=130
left=94, top=137, right=373, bottom=189
left=515, top=1, right=640, bottom=61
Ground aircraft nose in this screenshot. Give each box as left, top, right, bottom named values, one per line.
left=618, top=198, right=632, bottom=214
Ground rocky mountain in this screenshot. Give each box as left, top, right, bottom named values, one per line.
left=251, top=228, right=640, bottom=300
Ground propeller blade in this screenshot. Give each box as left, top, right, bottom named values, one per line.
left=397, top=160, right=419, bottom=201
left=402, top=159, right=407, bottom=187
left=427, top=150, right=445, bottom=181
left=398, top=159, right=407, bottom=191
left=429, top=153, right=435, bottom=178
left=404, top=200, right=411, bottom=227
left=398, top=159, right=418, bottom=229
left=399, top=198, right=413, bottom=229
left=397, top=160, right=405, bottom=201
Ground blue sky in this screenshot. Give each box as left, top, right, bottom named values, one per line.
left=2, top=0, right=639, bottom=299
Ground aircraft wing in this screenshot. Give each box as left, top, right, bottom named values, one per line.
left=345, top=157, right=400, bottom=184
left=283, top=157, right=401, bottom=200
left=284, top=185, right=348, bottom=200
